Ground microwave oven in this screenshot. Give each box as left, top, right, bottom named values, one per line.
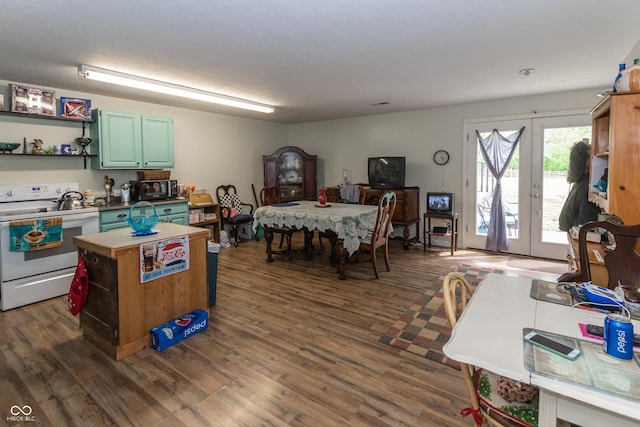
left=130, top=179, right=178, bottom=201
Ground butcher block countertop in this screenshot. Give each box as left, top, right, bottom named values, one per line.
left=73, top=222, right=209, bottom=258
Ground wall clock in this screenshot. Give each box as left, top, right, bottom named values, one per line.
left=433, top=149, right=450, bottom=166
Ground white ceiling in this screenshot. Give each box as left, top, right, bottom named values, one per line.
left=1, top=1, right=639, bottom=124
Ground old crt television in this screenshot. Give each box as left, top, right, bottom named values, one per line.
left=368, top=156, right=406, bottom=189
left=427, top=192, right=454, bottom=215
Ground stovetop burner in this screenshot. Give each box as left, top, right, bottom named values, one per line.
left=0, top=182, right=99, bottom=222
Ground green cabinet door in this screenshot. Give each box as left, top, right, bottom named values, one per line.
left=92, top=110, right=142, bottom=169
left=141, top=116, right=174, bottom=168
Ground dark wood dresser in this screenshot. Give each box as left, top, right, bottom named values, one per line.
left=360, top=186, right=420, bottom=249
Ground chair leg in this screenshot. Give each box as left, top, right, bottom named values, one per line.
left=383, top=243, right=391, bottom=272
left=286, top=233, right=293, bottom=260
left=233, top=225, right=239, bottom=247
left=279, top=234, right=285, bottom=249
left=318, top=234, right=324, bottom=255
left=371, top=247, right=379, bottom=279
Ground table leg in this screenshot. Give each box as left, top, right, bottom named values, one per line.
left=303, top=228, right=314, bottom=260
left=423, top=214, right=427, bottom=252
left=264, top=227, right=274, bottom=263
left=336, top=241, right=347, bottom=280
left=538, top=389, right=557, bottom=427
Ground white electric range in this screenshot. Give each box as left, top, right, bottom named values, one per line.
left=0, top=182, right=99, bottom=310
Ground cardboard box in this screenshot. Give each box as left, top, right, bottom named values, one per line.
left=150, top=309, right=208, bottom=351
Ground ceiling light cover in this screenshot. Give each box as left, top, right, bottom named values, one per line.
left=78, top=64, right=274, bottom=114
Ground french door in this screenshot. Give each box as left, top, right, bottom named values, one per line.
left=463, top=113, right=591, bottom=260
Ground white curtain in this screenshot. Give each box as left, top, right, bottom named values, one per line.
left=476, top=127, right=524, bottom=252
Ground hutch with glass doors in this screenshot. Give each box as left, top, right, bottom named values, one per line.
left=263, top=146, right=317, bottom=202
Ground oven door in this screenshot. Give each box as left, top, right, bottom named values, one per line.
left=0, top=211, right=99, bottom=282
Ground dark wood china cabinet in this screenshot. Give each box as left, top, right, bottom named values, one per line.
left=263, top=146, right=317, bottom=202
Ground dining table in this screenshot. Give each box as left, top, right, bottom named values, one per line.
left=252, top=200, right=380, bottom=279
left=443, top=273, right=640, bottom=427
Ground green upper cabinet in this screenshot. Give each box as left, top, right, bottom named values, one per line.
left=91, top=110, right=174, bottom=169
left=141, top=116, right=174, bottom=168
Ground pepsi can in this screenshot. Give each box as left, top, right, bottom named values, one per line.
left=603, top=313, right=634, bottom=360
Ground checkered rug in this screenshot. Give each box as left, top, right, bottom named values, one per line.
left=379, top=264, right=501, bottom=369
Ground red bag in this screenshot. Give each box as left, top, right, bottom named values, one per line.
left=67, top=257, right=89, bottom=315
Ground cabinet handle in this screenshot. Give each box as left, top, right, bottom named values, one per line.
left=163, top=208, right=172, bottom=213
left=117, top=213, right=127, bottom=218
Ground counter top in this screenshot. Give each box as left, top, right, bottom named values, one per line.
left=97, top=198, right=188, bottom=212
left=73, top=222, right=210, bottom=258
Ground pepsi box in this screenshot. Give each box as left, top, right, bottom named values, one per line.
left=150, top=309, right=208, bottom=351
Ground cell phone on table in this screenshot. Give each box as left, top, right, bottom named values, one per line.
left=523, top=331, right=581, bottom=360
left=586, top=324, right=640, bottom=346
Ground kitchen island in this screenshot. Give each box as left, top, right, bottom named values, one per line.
left=73, top=222, right=210, bottom=360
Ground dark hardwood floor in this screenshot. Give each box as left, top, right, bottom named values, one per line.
left=0, top=235, right=566, bottom=426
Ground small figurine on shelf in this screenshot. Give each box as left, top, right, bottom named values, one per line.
left=31, top=139, right=45, bottom=154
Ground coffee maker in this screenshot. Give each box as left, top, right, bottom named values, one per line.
left=121, top=183, right=131, bottom=203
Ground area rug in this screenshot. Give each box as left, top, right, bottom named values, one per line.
left=379, top=264, right=501, bottom=369
left=506, top=256, right=567, bottom=275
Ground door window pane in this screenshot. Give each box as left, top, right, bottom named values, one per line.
left=540, top=126, right=591, bottom=244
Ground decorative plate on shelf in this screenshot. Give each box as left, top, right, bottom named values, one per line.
left=285, top=170, right=300, bottom=183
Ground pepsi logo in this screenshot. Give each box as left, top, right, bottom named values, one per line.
left=175, top=317, right=192, bottom=327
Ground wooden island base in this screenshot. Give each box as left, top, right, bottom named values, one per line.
left=73, top=223, right=210, bottom=360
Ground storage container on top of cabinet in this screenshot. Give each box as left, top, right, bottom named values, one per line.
left=589, top=92, right=640, bottom=224
left=263, top=146, right=317, bottom=202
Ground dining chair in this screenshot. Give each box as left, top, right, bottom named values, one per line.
left=356, top=191, right=396, bottom=279
left=259, top=186, right=301, bottom=259
left=216, top=184, right=255, bottom=247
left=577, top=219, right=640, bottom=290
left=443, top=272, right=539, bottom=427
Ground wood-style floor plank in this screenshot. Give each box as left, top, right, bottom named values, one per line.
left=0, top=234, right=565, bottom=426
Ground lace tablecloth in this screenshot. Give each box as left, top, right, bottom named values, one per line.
left=253, top=200, right=380, bottom=255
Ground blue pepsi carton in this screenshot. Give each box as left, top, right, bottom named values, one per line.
left=150, top=309, right=208, bottom=351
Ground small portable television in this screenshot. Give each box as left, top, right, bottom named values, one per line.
left=426, top=192, right=454, bottom=216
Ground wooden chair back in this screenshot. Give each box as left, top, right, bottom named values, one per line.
left=216, top=184, right=254, bottom=217
left=356, top=191, right=397, bottom=279
left=442, top=273, right=512, bottom=427
left=215, top=184, right=255, bottom=247
left=370, top=191, right=396, bottom=247
left=444, top=273, right=543, bottom=426
left=578, top=220, right=640, bottom=289
left=259, top=186, right=280, bottom=206
left=442, top=273, right=485, bottom=426
left=359, top=187, right=379, bottom=205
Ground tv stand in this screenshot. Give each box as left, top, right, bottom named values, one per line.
left=423, top=212, right=458, bottom=256
left=360, top=186, right=420, bottom=250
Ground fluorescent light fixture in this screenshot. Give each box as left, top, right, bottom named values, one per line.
left=78, top=64, right=274, bottom=114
